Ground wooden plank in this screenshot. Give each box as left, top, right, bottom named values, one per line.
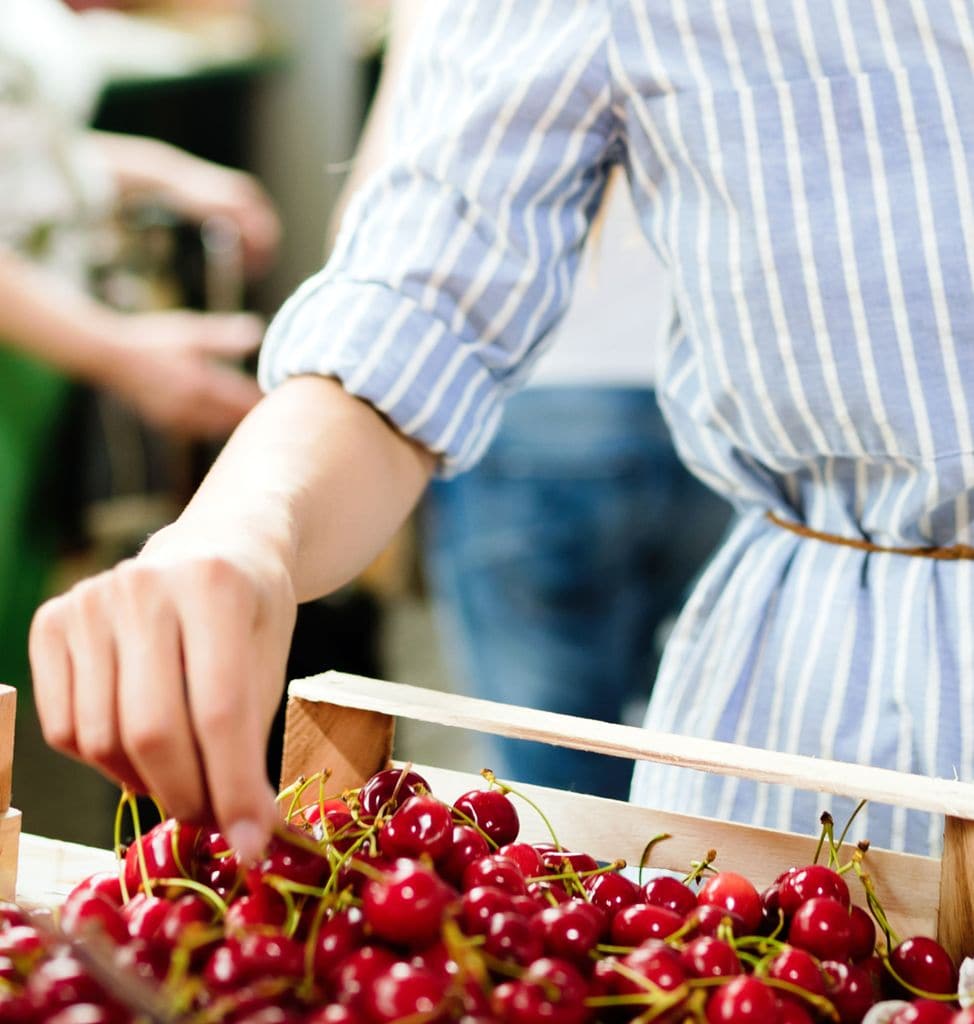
left=289, top=673, right=974, bottom=819
left=0, top=809, right=21, bottom=902
left=280, top=694, right=395, bottom=796
left=937, top=816, right=974, bottom=964
left=0, top=686, right=16, bottom=814
left=411, top=763, right=941, bottom=944
left=16, top=833, right=114, bottom=911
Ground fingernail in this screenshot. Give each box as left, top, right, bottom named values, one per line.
left=226, top=820, right=267, bottom=865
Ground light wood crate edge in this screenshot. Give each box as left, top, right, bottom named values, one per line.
left=281, top=671, right=974, bottom=964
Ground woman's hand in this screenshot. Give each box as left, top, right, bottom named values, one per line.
left=29, top=521, right=297, bottom=862
left=96, top=308, right=264, bottom=438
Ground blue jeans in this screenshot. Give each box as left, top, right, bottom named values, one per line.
left=420, top=387, right=732, bottom=800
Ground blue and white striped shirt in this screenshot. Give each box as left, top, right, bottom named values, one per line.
left=260, top=1, right=974, bottom=854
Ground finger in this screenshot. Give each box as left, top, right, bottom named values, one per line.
left=64, top=578, right=143, bottom=791
left=195, top=313, right=264, bottom=359
left=113, top=564, right=209, bottom=822
left=180, top=562, right=280, bottom=860
left=29, top=596, right=77, bottom=757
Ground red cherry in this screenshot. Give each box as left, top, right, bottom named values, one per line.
left=822, top=960, right=878, bottom=1024
left=115, top=936, right=169, bottom=985
left=247, top=826, right=330, bottom=891
left=44, top=1006, right=124, bottom=1024
left=848, top=905, right=877, bottom=961
left=610, top=903, right=684, bottom=946
left=613, top=940, right=687, bottom=997
left=438, top=825, right=491, bottom=887
left=778, top=865, right=851, bottom=915
left=680, top=936, right=742, bottom=979
left=64, top=874, right=123, bottom=910
left=358, top=768, right=430, bottom=819
left=582, top=872, right=640, bottom=917
left=888, top=1001, right=957, bottom=1024
left=484, top=911, right=544, bottom=966
left=123, top=819, right=201, bottom=896
left=362, top=961, right=450, bottom=1023
left=24, top=953, right=105, bottom=1015
left=788, top=896, right=852, bottom=963
left=379, top=794, right=454, bottom=861
left=453, top=790, right=520, bottom=846
left=686, top=903, right=748, bottom=939
left=58, top=895, right=129, bottom=946
left=498, top=843, right=545, bottom=879
left=697, top=872, right=764, bottom=934
left=888, top=937, right=958, bottom=997
left=237, top=930, right=305, bottom=979
left=330, top=946, right=398, bottom=1008
left=540, top=850, right=599, bottom=879
left=776, top=997, right=817, bottom=1024
left=122, top=892, right=169, bottom=943
left=642, top=875, right=698, bottom=917
left=504, top=957, right=591, bottom=1024
left=223, top=889, right=288, bottom=936
left=362, top=859, right=456, bottom=947
left=159, top=892, right=214, bottom=950
left=312, top=906, right=366, bottom=982
left=304, top=1006, right=368, bottom=1024
left=462, top=855, right=527, bottom=895
left=706, top=975, right=778, bottom=1022
left=766, top=946, right=827, bottom=998
left=532, top=902, right=603, bottom=964
left=461, top=886, right=517, bottom=935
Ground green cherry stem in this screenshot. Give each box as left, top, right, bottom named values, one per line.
left=636, top=833, right=672, bottom=887
left=112, top=789, right=131, bottom=904
left=682, top=849, right=718, bottom=886
left=480, top=769, right=564, bottom=851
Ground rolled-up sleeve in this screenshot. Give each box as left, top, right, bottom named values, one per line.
left=258, top=0, right=618, bottom=475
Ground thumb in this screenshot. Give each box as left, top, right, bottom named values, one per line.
left=194, top=313, right=265, bottom=359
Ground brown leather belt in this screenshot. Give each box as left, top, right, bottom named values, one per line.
left=765, top=510, right=974, bottom=561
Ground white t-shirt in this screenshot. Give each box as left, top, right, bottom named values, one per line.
left=527, top=180, right=670, bottom=390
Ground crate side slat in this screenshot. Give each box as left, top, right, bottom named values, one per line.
left=289, top=673, right=974, bottom=819
left=0, top=686, right=15, bottom=814
left=411, top=763, right=941, bottom=943
left=937, top=816, right=974, bottom=965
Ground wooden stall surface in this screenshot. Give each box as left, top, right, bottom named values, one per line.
left=282, top=670, right=974, bottom=965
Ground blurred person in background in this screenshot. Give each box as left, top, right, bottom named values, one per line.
left=1, top=0, right=279, bottom=840
left=335, top=0, right=731, bottom=799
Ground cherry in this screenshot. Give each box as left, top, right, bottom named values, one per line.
left=680, top=936, right=741, bottom=979
left=462, top=855, right=527, bottom=895
left=438, top=825, right=491, bottom=887
left=305, top=1006, right=368, bottom=1024
left=610, top=903, right=684, bottom=946
left=849, top=905, right=877, bottom=961
left=888, top=1001, right=957, bottom=1024
left=115, top=936, right=169, bottom=984
left=304, top=798, right=356, bottom=846
left=612, top=940, right=687, bottom=997
left=498, top=957, right=591, bottom=1024
left=362, top=961, right=450, bottom=1023
left=25, top=953, right=105, bottom=1015
left=233, top=1009, right=306, bottom=1024
left=159, top=892, right=214, bottom=949
left=313, top=907, right=366, bottom=981
left=686, top=902, right=748, bottom=939
left=778, top=865, right=851, bottom=915
left=484, top=911, right=544, bottom=967
left=822, top=960, right=878, bottom=1024
left=362, top=859, right=456, bottom=947
left=224, top=890, right=288, bottom=936
left=706, top=975, right=778, bottom=1023
left=247, top=826, right=330, bottom=891
left=358, top=768, right=430, bottom=819
left=453, top=790, right=520, bottom=846
left=64, top=874, right=123, bottom=910
left=0, top=990, right=34, bottom=1024
left=776, top=998, right=817, bottom=1024
left=540, top=849, right=599, bottom=879
left=330, top=946, right=398, bottom=1008
left=532, top=902, right=603, bottom=964
left=121, top=892, right=169, bottom=943
left=582, top=872, right=640, bottom=917
left=498, top=843, right=545, bottom=879
left=44, top=1006, right=125, bottom=1024
left=461, top=886, right=517, bottom=935
left=58, top=895, right=129, bottom=947
left=788, top=896, right=853, bottom=962
left=697, top=872, right=764, bottom=935
left=123, top=819, right=200, bottom=896
left=379, top=794, right=454, bottom=862
left=237, top=931, right=306, bottom=980
left=641, top=875, right=698, bottom=918
left=888, top=937, right=958, bottom=997
left=766, top=946, right=827, bottom=998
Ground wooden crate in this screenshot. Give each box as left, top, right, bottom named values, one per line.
left=0, top=686, right=22, bottom=902
left=281, top=670, right=974, bottom=965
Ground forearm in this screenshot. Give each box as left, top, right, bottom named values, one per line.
left=171, top=375, right=437, bottom=602
left=0, top=246, right=118, bottom=381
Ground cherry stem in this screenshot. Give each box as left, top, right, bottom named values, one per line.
left=682, top=849, right=718, bottom=886
left=480, top=769, right=564, bottom=851
left=851, top=846, right=898, bottom=948
left=112, top=789, right=131, bottom=904
left=125, top=788, right=153, bottom=898
left=637, top=833, right=671, bottom=887
left=450, top=805, right=499, bottom=851
left=877, top=954, right=960, bottom=1003
left=834, top=799, right=868, bottom=854
left=153, top=876, right=229, bottom=917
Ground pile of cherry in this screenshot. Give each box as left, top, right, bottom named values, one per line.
left=2, top=766, right=973, bottom=1023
